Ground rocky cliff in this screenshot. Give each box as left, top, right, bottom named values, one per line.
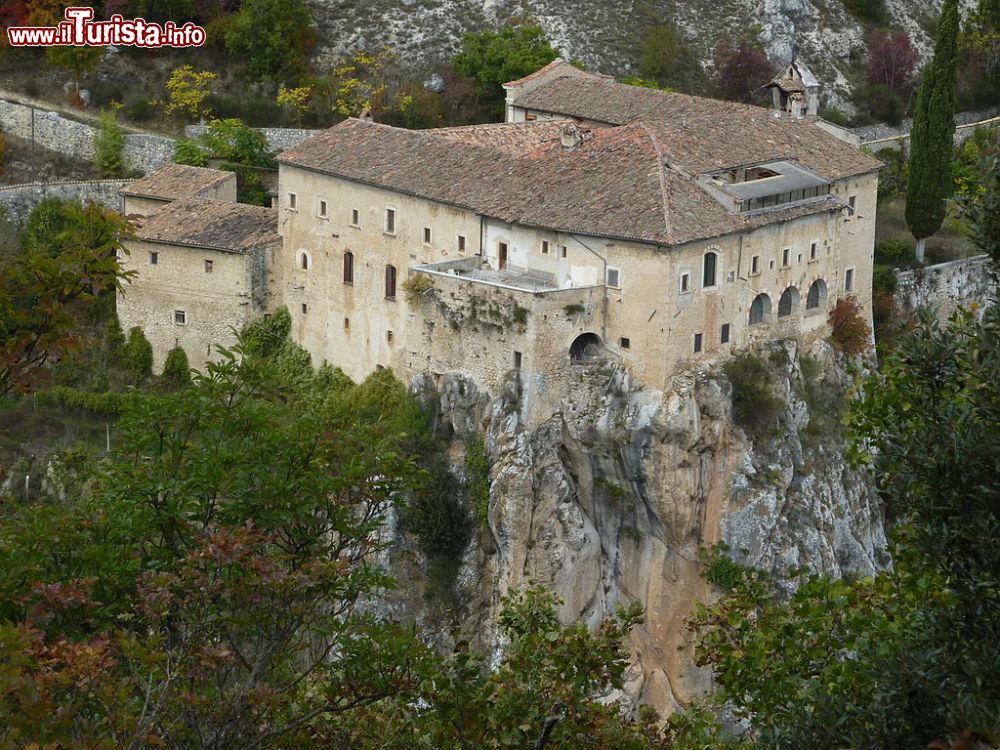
left=391, top=337, right=888, bottom=712
left=310, top=0, right=974, bottom=109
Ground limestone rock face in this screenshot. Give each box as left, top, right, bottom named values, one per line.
left=400, top=339, right=888, bottom=711
left=308, top=0, right=973, bottom=109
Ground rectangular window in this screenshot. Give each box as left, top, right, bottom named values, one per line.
left=149, top=251, right=159, bottom=265
left=810, top=241, right=818, bottom=260
left=174, top=310, right=186, bottom=325
left=751, top=255, right=759, bottom=275
left=848, top=195, right=857, bottom=213
left=343, top=252, right=353, bottom=284
left=721, top=323, right=730, bottom=344
left=845, top=268, right=855, bottom=293
left=203, top=259, right=213, bottom=274
left=680, top=273, right=690, bottom=293
left=458, top=235, right=466, bottom=253
left=386, top=330, right=394, bottom=343
left=351, top=208, right=359, bottom=226
left=694, top=333, right=703, bottom=353
left=288, top=193, right=296, bottom=210
left=620, top=337, right=630, bottom=350
left=301, top=303, right=308, bottom=315
left=560, top=245, right=567, bottom=258
left=384, top=207, right=396, bottom=234
left=513, top=351, right=522, bottom=369
left=782, top=248, right=790, bottom=267
left=423, top=227, right=432, bottom=244
left=541, top=240, right=549, bottom=255
left=606, top=267, right=621, bottom=288
left=318, top=199, right=327, bottom=218
left=344, top=317, right=350, bottom=331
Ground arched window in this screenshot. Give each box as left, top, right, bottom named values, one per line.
left=343, top=252, right=354, bottom=284
left=778, top=286, right=799, bottom=318
left=385, top=265, right=397, bottom=299
left=703, top=251, right=718, bottom=288
left=298, top=250, right=310, bottom=270
left=749, top=293, right=771, bottom=325
left=806, top=279, right=827, bottom=311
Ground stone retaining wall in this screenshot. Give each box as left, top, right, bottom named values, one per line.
left=184, top=124, right=319, bottom=153
left=895, top=254, right=996, bottom=323
left=0, top=179, right=130, bottom=224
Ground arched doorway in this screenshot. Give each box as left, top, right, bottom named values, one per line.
left=569, top=332, right=602, bottom=363
left=778, top=286, right=799, bottom=318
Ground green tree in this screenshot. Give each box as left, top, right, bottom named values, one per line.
left=453, top=22, right=557, bottom=116
left=159, top=345, right=191, bottom=389
left=123, top=326, right=152, bottom=384
left=93, top=112, right=125, bottom=177
left=906, top=0, right=960, bottom=262
left=225, top=0, right=315, bottom=83
left=636, top=22, right=706, bottom=93
left=0, top=201, right=130, bottom=396
left=45, top=45, right=103, bottom=98
left=676, top=304, right=1000, bottom=750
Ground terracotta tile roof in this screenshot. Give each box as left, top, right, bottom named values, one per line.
left=133, top=199, right=278, bottom=254
left=279, top=117, right=866, bottom=247
left=431, top=120, right=569, bottom=153
left=122, top=164, right=234, bottom=201
left=502, top=58, right=603, bottom=88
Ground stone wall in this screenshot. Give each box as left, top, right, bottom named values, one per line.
left=0, top=179, right=129, bottom=224
left=856, top=106, right=1000, bottom=152
left=895, top=254, right=996, bottom=323
left=0, top=97, right=173, bottom=173
left=184, top=125, right=319, bottom=153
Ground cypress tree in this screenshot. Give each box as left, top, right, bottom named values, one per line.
left=905, top=0, right=960, bottom=262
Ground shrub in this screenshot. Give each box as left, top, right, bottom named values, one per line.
left=465, top=438, right=491, bottom=526
left=875, top=237, right=915, bottom=267
left=124, top=326, right=153, bottom=384
left=408, top=456, right=472, bottom=560
left=703, top=543, right=754, bottom=591
left=242, top=307, right=292, bottom=357
left=173, top=138, right=208, bottom=167
left=829, top=297, right=872, bottom=356
left=402, top=273, right=435, bottom=303
left=843, top=0, right=888, bottom=25
left=105, top=313, right=126, bottom=359
left=160, top=346, right=191, bottom=390
left=124, top=99, right=155, bottom=123
left=723, top=354, right=784, bottom=436
left=94, top=112, right=125, bottom=177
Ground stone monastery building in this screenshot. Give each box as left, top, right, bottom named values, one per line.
left=118, top=60, right=880, bottom=419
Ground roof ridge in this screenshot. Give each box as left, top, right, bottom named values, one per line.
left=637, top=121, right=676, bottom=246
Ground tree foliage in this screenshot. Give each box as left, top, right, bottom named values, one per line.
left=164, top=65, right=217, bottom=122
left=711, top=42, right=772, bottom=104
left=0, top=200, right=131, bottom=396
left=454, top=22, right=558, bottom=114
left=225, top=0, right=316, bottom=83
left=906, top=0, right=961, bottom=255
left=94, top=112, right=125, bottom=177
left=636, top=22, right=705, bottom=93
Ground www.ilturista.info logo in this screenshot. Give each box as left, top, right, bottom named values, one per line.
left=6, top=7, right=206, bottom=48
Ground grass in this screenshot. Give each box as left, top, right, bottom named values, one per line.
left=875, top=197, right=978, bottom=265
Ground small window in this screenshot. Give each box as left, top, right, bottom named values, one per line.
left=848, top=195, right=857, bottom=213
left=149, top=251, right=158, bottom=265
left=770, top=259, right=776, bottom=270
left=782, top=248, right=790, bottom=267
left=703, top=251, right=718, bottom=287
left=301, top=303, right=308, bottom=314
left=680, top=272, right=690, bottom=293
left=797, top=253, right=803, bottom=264
left=810, top=241, right=818, bottom=261
left=384, top=207, right=396, bottom=234
left=620, top=337, right=630, bottom=349
left=560, top=245, right=567, bottom=258
left=751, top=255, right=759, bottom=275
left=513, top=351, right=522, bottom=369
left=541, top=240, right=549, bottom=255
left=288, top=193, right=297, bottom=210
left=343, top=251, right=354, bottom=284
left=458, top=235, right=466, bottom=253
left=385, top=265, right=397, bottom=299
left=318, top=199, right=328, bottom=218
left=606, top=267, right=621, bottom=288
left=694, top=333, right=703, bottom=353
left=845, top=268, right=855, bottom=293
left=174, top=310, right=186, bottom=325
left=720, top=323, right=730, bottom=344
left=386, top=330, right=394, bottom=343
left=351, top=208, right=359, bottom=226
left=204, top=259, right=213, bottom=274
left=300, top=252, right=310, bottom=270
left=344, top=317, right=350, bottom=331
left=423, top=227, right=432, bottom=244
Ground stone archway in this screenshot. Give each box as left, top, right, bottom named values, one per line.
left=569, top=332, right=602, bottom=363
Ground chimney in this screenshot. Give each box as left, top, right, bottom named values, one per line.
left=560, top=122, right=583, bottom=150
